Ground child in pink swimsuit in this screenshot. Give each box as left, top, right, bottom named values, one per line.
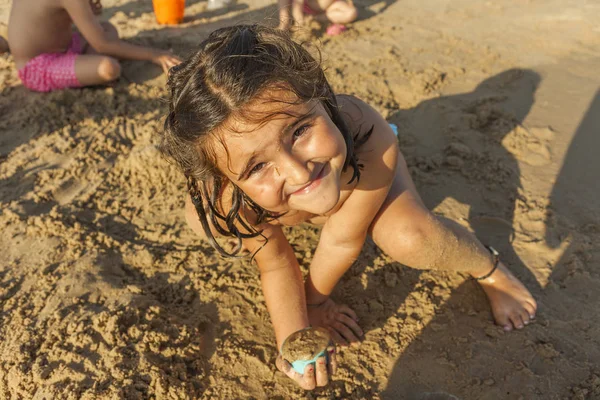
left=17, top=32, right=84, bottom=92
left=8, top=0, right=181, bottom=93
left=278, top=0, right=357, bottom=35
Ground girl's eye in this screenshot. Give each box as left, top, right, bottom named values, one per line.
left=248, top=162, right=266, bottom=177
left=292, top=124, right=310, bottom=141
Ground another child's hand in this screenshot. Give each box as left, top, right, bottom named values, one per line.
left=307, top=298, right=363, bottom=345
left=152, top=51, right=182, bottom=74
left=276, top=346, right=336, bottom=390
left=89, top=0, right=103, bottom=15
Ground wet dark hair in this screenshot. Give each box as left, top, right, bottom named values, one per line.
left=159, top=24, right=367, bottom=257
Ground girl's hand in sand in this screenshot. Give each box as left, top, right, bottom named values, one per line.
left=276, top=346, right=336, bottom=390
left=152, top=51, right=182, bottom=74
left=307, top=298, right=363, bottom=345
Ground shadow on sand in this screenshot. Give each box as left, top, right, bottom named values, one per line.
left=378, top=72, right=600, bottom=398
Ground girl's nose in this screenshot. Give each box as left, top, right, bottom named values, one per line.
left=278, top=152, right=310, bottom=186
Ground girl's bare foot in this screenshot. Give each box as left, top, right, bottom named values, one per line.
left=474, top=262, right=537, bottom=331
left=0, top=36, right=8, bottom=54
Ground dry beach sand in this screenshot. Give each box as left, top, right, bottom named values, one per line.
left=1, top=0, right=599, bottom=398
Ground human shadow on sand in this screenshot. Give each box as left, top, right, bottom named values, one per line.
left=321, top=69, right=537, bottom=397
left=378, top=72, right=600, bottom=398
left=544, top=90, right=600, bottom=247
left=377, top=69, right=541, bottom=398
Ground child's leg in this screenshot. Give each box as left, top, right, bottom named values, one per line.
left=305, top=0, right=357, bottom=24
left=75, top=22, right=121, bottom=86
left=369, top=152, right=537, bottom=331
left=74, top=55, right=121, bottom=86
left=323, top=1, right=357, bottom=24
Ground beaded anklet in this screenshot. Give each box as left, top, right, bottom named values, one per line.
left=473, top=245, right=500, bottom=281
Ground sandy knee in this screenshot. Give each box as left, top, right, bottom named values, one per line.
left=344, top=6, right=358, bottom=23
left=97, top=57, right=121, bottom=81
left=376, top=223, right=437, bottom=269
left=373, top=210, right=445, bottom=269
left=328, top=3, right=358, bottom=24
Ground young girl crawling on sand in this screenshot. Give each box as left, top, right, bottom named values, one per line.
left=158, top=25, right=537, bottom=390
left=7, top=0, right=180, bottom=92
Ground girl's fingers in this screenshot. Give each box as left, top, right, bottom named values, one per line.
left=276, top=356, right=307, bottom=388
left=333, top=321, right=360, bottom=343
left=328, top=328, right=348, bottom=346
left=315, top=356, right=329, bottom=387
left=327, top=346, right=337, bottom=375
left=302, top=364, right=317, bottom=390
left=335, top=313, right=364, bottom=338
left=338, top=304, right=359, bottom=321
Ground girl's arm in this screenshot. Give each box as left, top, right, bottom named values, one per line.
left=247, top=224, right=336, bottom=390
left=244, top=224, right=309, bottom=348
left=185, top=198, right=330, bottom=389
left=186, top=194, right=308, bottom=347
left=305, top=100, right=399, bottom=306
left=61, top=0, right=180, bottom=70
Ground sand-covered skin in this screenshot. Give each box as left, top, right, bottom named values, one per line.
left=1, top=0, right=599, bottom=398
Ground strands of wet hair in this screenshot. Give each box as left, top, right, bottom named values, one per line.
left=159, top=24, right=367, bottom=257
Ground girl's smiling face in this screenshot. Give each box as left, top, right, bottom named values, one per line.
left=211, top=90, right=348, bottom=216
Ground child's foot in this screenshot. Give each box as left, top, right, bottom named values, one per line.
left=474, top=262, right=537, bottom=331
left=326, top=24, right=347, bottom=36
left=0, top=36, right=8, bottom=54
left=207, top=0, right=233, bottom=11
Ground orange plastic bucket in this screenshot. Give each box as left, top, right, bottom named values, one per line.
left=152, top=0, right=185, bottom=24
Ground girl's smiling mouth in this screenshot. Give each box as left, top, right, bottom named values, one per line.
left=292, top=164, right=328, bottom=196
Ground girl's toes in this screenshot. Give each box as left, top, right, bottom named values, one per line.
left=510, top=314, right=525, bottom=330
left=495, top=314, right=513, bottom=331
left=525, top=302, right=537, bottom=319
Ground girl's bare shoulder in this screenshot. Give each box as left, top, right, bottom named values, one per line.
left=336, top=94, right=397, bottom=157
left=335, top=94, right=386, bottom=129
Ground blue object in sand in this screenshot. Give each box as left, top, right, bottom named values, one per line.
left=290, top=349, right=328, bottom=374
left=389, top=123, right=399, bottom=136
left=280, top=327, right=331, bottom=375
